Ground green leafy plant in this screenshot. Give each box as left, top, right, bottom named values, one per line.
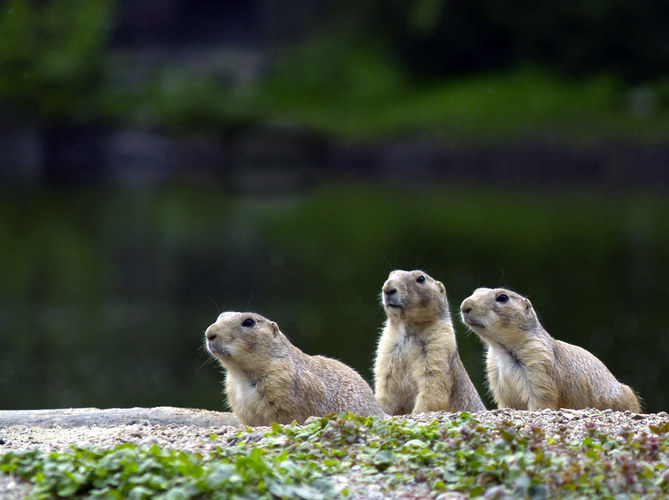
left=3, top=413, right=669, bottom=498
left=1, top=442, right=336, bottom=499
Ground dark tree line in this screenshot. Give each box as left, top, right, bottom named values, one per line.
left=378, top=0, right=669, bottom=81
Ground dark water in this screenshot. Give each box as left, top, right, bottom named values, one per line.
left=1, top=183, right=667, bottom=412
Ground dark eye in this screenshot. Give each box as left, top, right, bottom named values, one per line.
left=416, top=275, right=426, bottom=284
left=496, top=294, right=509, bottom=303
left=241, top=318, right=255, bottom=328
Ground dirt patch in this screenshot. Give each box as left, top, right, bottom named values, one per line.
left=1, top=407, right=668, bottom=498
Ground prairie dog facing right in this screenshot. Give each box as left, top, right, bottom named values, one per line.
left=460, top=287, right=641, bottom=412
left=374, top=269, right=486, bottom=415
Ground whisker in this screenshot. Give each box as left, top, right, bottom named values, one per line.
left=206, top=294, right=221, bottom=314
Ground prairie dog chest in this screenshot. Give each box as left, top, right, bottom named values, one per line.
left=384, top=327, right=427, bottom=384
left=488, top=346, right=530, bottom=408
left=226, top=370, right=277, bottom=423
left=230, top=375, right=260, bottom=404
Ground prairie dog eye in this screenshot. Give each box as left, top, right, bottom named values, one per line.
left=241, top=318, right=255, bottom=327
left=495, top=293, right=509, bottom=303
left=416, top=275, right=426, bottom=284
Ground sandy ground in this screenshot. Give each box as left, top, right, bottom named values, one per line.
left=1, top=408, right=667, bottom=499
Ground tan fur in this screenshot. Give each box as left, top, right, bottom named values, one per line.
left=374, top=270, right=486, bottom=415
left=460, top=287, right=641, bottom=412
left=205, top=311, right=385, bottom=426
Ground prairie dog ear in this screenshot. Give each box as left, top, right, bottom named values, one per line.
left=523, top=298, right=532, bottom=315
left=270, top=322, right=280, bottom=337
left=437, top=281, right=446, bottom=294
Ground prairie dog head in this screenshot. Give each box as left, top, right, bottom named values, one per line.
left=381, top=269, right=449, bottom=325
left=460, top=288, right=539, bottom=346
left=205, top=312, right=287, bottom=370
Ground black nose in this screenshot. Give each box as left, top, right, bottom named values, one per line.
left=206, top=332, right=217, bottom=341
left=384, top=287, right=397, bottom=296
left=462, top=307, right=471, bottom=314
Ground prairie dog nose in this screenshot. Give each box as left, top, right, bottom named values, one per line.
left=205, top=327, right=217, bottom=342
left=383, top=281, right=397, bottom=295
left=460, top=297, right=475, bottom=314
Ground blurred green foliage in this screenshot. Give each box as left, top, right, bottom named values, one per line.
left=1, top=184, right=668, bottom=412
left=1, top=0, right=668, bottom=141
left=245, top=60, right=669, bottom=141
left=0, top=0, right=112, bottom=122
left=108, top=37, right=669, bottom=141
left=127, top=48, right=669, bottom=142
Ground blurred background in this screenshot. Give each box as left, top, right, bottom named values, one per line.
left=1, top=0, right=668, bottom=413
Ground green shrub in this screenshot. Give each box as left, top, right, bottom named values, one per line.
left=0, top=0, right=112, bottom=122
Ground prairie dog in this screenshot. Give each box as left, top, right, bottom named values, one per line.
left=205, top=312, right=385, bottom=426
left=460, top=287, right=641, bottom=412
left=374, top=270, right=486, bottom=415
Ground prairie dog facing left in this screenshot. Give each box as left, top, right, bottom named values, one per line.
left=374, top=269, right=486, bottom=415
left=205, top=311, right=385, bottom=426
left=460, top=287, right=641, bottom=412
